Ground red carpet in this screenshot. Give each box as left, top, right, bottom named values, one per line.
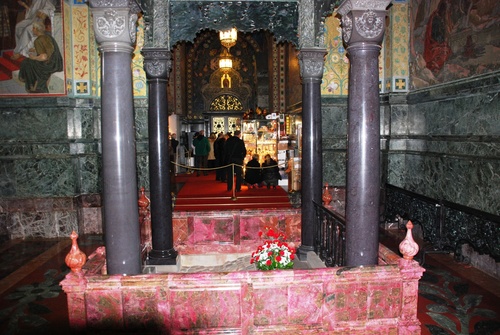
left=173, top=173, right=292, bottom=211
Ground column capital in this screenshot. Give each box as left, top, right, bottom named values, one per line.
left=142, top=48, right=172, bottom=80
left=337, top=0, right=391, bottom=46
left=298, top=47, right=327, bottom=81
left=88, top=0, right=141, bottom=52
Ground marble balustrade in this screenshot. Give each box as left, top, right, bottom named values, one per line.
left=61, top=242, right=424, bottom=334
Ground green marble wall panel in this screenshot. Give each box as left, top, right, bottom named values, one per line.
left=5, top=109, right=67, bottom=141
left=15, top=158, right=76, bottom=196
left=136, top=154, right=150, bottom=191
left=77, top=156, right=101, bottom=194
left=134, top=99, right=149, bottom=140
left=0, top=159, right=15, bottom=197
left=134, top=99, right=150, bottom=190
left=321, top=97, right=347, bottom=186
left=0, top=98, right=101, bottom=198
left=387, top=72, right=500, bottom=215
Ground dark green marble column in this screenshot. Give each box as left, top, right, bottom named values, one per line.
left=142, top=48, right=178, bottom=265
left=89, top=0, right=142, bottom=275
left=338, top=0, right=391, bottom=266
left=297, top=48, right=327, bottom=260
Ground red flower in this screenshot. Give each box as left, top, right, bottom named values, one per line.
left=266, top=259, right=272, bottom=266
left=276, top=255, right=282, bottom=262
left=290, top=254, right=295, bottom=260
left=258, top=231, right=263, bottom=238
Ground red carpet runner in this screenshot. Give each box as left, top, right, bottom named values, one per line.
left=173, top=173, right=292, bottom=211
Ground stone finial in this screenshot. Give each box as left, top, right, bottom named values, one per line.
left=138, top=187, right=152, bottom=254
left=322, top=183, right=332, bottom=206
left=138, top=187, right=150, bottom=210
left=65, top=231, right=87, bottom=273
left=399, top=221, right=419, bottom=260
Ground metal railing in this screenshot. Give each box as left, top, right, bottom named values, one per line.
left=313, top=201, right=346, bottom=267
left=385, top=184, right=500, bottom=263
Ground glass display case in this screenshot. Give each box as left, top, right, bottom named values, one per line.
left=242, top=119, right=279, bottom=163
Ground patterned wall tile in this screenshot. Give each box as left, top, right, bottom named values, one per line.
left=63, top=2, right=72, bottom=94
left=132, top=17, right=147, bottom=98
left=321, top=16, right=349, bottom=96
left=71, top=6, right=90, bottom=96
left=391, top=3, right=409, bottom=79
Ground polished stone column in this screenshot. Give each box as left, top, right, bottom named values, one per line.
left=142, top=48, right=178, bottom=265
left=89, top=0, right=142, bottom=275
left=338, top=0, right=391, bottom=266
left=297, top=48, right=327, bottom=260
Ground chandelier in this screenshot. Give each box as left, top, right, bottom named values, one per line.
left=219, top=28, right=237, bottom=50
left=219, top=47, right=233, bottom=71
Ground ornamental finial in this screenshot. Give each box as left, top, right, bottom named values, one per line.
left=399, top=221, right=419, bottom=260
left=65, top=231, right=87, bottom=273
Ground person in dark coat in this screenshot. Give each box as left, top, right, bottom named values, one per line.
left=244, top=154, right=262, bottom=188
left=261, top=154, right=281, bottom=189
left=193, top=130, right=210, bottom=176
left=223, top=130, right=246, bottom=192
left=214, top=132, right=226, bottom=181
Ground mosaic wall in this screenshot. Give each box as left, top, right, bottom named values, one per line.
left=321, top=2, right=409, bottom=96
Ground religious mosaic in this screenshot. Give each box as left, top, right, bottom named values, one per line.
left=410, top=0, right=500, bottom=89
left=0, top=0, right=65, bottom=95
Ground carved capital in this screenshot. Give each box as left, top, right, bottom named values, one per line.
left=337, top=0, right=391, bottom=46
left=142, top=48, right=172, bottom=80
left=89, top=0, right=141, bottom=52
left=298, top=48, right=327, bottom=81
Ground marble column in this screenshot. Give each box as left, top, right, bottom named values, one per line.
left=88, top=0, right=142, bottom=275
left=142, top=48, right=178, bottom=265
left=337, top=0, right=391, bottom=266
left=297, top=48, right=327, bottom=260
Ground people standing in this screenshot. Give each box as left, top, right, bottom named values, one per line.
left=214, top=132, right=226, bottom=181
left=223, top=130, right=246, bottom=192
left=193, top=130, right=210, bottom=176
left=190, top=132, right=199, bottom=174
left=170, top=133, right=179, bottom=174
left=207, top=132, right=216, bottom=171
left=261, top=154, right=281, bottom=189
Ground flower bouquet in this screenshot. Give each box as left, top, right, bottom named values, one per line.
left=250, top=227, right=295, bottom=270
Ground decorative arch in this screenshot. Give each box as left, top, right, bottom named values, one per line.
left=201, top=65, right=252, bottom=113
left=209, top=95, right=244, bottom=111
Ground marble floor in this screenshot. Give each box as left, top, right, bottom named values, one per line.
left=1, top=232, right=499, bottom=334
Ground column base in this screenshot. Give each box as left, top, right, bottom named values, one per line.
left=296, top=245, right=315, bottom=261
left=147, top=248, right=178, bottom=265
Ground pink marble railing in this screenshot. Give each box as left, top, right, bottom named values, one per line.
left=61, top=241, right=424, bottom=334
left=61, top=191, right=423, bottom=333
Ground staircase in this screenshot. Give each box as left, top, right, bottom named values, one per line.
left=0, top=50, right=24, bottom=81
